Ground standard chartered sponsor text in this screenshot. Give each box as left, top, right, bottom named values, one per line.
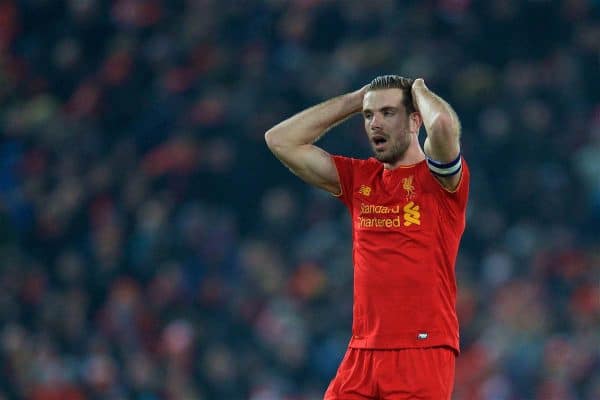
left=360, top=203, right=400, bottom=214
left=359, top=203, right=402, bottom=229
left=359, top=216, right=402, bottom=228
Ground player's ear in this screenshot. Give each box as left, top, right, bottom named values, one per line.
left=409, top=112, right=422, bottom=134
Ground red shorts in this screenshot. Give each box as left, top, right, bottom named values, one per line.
left=324, top=347, right=456, bottom=400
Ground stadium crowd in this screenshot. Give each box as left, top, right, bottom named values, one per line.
left=0, top=0, right=598, bottom=399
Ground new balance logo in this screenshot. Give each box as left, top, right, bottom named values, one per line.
left=403, top=201, right=420, bottom=226
left=358, top=185, right=372, bottom=196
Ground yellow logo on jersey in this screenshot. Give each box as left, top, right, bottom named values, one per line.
left=358, top=201, right=422, bottom=229
left=358, top=185, right=372, bottom=196
left=403, top=201, right=420, bottom=226
left=403, top=175, right=415, bottom=200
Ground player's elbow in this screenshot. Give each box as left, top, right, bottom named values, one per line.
left=429, top=112, right=460, bottom=139
left=264, top=128, right=280, bottom=151
left=265, top=128, right=289, bottom=156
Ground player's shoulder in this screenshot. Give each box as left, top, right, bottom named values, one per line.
left=332, top=155, right=381, bottom=170
left=359, top=157, right=382, bottom=169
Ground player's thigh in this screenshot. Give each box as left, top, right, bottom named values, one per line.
left=378, top=347, right=456, bottom=400
left=324, top=348, right=377, bottom=400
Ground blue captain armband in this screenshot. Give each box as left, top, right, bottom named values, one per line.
left=426, top=153, right=462, bottom=177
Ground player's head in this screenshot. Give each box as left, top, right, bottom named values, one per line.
left=363, top=75, right=421, bottom=164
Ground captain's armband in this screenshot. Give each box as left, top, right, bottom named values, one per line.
left=426, top=153, right=462, bottom=177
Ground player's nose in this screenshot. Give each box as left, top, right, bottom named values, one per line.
left=370, top=113, right=383, bottom=130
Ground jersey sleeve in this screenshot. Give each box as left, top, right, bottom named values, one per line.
left=331, top=155, right=357, bottom=209
left=433, top=157, right=470, bottom=222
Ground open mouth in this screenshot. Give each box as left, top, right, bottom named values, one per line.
left=372, top=135, right=388, bottom=149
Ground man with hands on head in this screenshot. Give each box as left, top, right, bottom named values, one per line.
left=265, top=75, right=469, bottom=400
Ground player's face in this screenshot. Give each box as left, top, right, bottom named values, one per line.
left=362, top=89, right=413, bottom=164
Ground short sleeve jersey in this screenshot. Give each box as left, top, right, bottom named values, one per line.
left=332, top=156, right=470, bottom=353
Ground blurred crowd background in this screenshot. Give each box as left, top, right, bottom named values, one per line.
left=0, top=0, right=599, bottom=399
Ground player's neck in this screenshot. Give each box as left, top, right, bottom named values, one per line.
left=383, top=140, right=425, bottom=170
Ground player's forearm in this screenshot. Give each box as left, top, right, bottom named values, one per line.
left=265, top=89, right=364, bottom=151
left=411, top=79, right=461, bottom=141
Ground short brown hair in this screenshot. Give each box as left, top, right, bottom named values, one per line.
left=367, top=75, right=416, bottom=114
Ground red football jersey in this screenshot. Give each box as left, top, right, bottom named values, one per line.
left=332, top=156, right=470, bottom=353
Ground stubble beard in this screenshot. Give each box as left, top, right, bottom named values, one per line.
left=372, top=133, right=411, bottom=164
